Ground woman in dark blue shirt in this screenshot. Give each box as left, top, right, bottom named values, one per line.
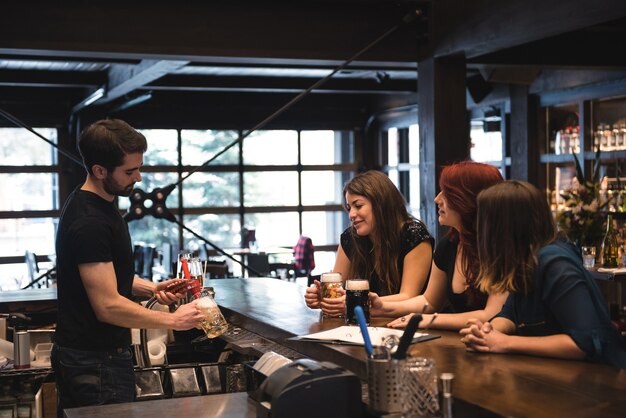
left=461, top=181, right=626, bottom=369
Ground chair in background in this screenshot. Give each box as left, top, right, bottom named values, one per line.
left=268, top=262, right=297, bottom=280
left=204, top=260, right=230, bottom=278
left=25, top=250, right=40, bottom=285
left=293, top=236, right=315, bottom=282
left=24, top=250, right=56, bottom=289
left=246, top=253, right=270, bottom=277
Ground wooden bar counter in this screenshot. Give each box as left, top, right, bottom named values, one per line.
left=210, top=278, right=626, bottom=418
left=65, top=277, right=625, bottom=418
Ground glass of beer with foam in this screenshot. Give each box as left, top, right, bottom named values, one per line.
left=320, top=272, right=344, bottom=318
left=345, top=278, right=370, bottom=325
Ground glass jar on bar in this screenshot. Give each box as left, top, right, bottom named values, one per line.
left=345, top=278, right=370, bottom=325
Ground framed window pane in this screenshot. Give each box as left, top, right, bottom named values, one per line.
left=243, top=130, right=297, bottom=165
left=409, top=168, right=420, bottom=215
left=181, top=172, right=240, bottom=208
left=118, top=172, right=179, bottom=210
left=246, top=212, right=299, bottom=248
left=471, top=121, right=503, bottom=162
left=388, top=168, right=399, bottom=189
left=0, top=173, right=58, bottom=210
left=140, top=129, right=178, bottom=165
left=183, top=214, right=241, bottom=250
left=243, top=172, right=298, bottom=206
left=387, top=128, right=399, bottom=166
left=301, top=130, right=336, bottom=165
left=0, top=218, right=56, bottom=257
left=408, top=124, right=419, bottom=165
left=301, top=171, right=344, bottom=205
left=182, top=130, right=239, bottom=166
left=302, top=211, right=347, bottom=246
left=0, top=128, right=57, bottom=165
left=312, top=251, right=337, bottom=276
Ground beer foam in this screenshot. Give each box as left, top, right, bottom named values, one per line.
left=345, top=279, right=369, bottom=291
left=321, top=272, right=342, bottom=282
left=196, top=297, right=214, bottom=309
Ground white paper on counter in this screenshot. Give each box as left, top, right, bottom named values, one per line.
left=290, top=326, right=438, bottom=346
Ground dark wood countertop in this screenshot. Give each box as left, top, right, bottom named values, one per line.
left=29, top=277, right=626, bottom=418
left=208, top=277, right=626, bottom=418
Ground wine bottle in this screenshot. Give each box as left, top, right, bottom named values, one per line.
left=601, top=214, right=619, bottom=268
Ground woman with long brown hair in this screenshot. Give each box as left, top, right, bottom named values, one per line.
left=460, top=181, right=626, bottom=368
left=372, top=161, right=508, bottom=330
left=304, top=170, right=434, bottom=316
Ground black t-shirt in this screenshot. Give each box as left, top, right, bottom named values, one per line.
left=433, top=237, right=486, bottom=313
left=55, top=188, right=134, bottom=350
left=340, top=218, right=433, bottom=296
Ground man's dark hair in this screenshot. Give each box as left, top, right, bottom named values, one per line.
left=78, top=119, right=147, bottom=175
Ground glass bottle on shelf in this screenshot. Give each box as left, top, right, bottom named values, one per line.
left=613, top=123, right=626, bottom=150
left=599, top=123, right=608, bottom=151
left=571, top=126, right=580, bottom=154
left=594, top=124, right=603, bottom=150
left=611, top=124, right=620, bottom=150
left=601, top=214, right=619, bottom=268
left=605, top=123, right=615, bottom=151
left=561, top=127, right=571, bottom=154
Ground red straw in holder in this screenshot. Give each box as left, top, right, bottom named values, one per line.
left=179, top=258, right=201, bottom=298
left=181, top=258, right=191, bottom=279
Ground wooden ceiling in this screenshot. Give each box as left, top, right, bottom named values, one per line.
left=0, top=0, right=625, bottom=130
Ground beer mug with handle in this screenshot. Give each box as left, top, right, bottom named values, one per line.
left=195, top=288, right=228, bottom=338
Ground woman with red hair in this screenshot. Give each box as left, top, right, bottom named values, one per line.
left=371, top=161, right=508, bottom=330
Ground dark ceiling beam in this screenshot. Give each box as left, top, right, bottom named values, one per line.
left=530, top=70, right=626, bottom=106
left=433, top=0, right=626, bottom=60
left=145, top=74, right=417, bottom=95
left=0, top=69, right=105, bottom=88
left=468, top=23, right=626, bottom=69
left=0, top=1, right=426, bottom=64
left=96, top=59, right=189, bottom=105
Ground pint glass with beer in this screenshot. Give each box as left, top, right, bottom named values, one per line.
left=320, top=272, right=344, bottom=318
left=345, top=278, right=370, bottom=325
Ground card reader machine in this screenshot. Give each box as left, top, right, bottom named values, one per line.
left=255, top=358, right=362, bottom=418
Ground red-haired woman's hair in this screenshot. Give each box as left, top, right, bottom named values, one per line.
left=439, top=162, right=503, bottom=301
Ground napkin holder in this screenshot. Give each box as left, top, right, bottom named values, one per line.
left=254, top=358, right=361, bottom=418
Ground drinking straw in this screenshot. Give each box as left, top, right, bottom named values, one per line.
left=393, top=314, right=422, bottom=360
left=354, top=305, right=373, bottom=357
left=181, top=258, right=191, bottom=279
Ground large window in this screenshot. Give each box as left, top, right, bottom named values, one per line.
left=126, top=129, right=354, bottom=277
left=0, top=128, right=58, bottom=289
left=385, top=125, right=420, bottom=216
left=0, top=127, right=355, bottom=286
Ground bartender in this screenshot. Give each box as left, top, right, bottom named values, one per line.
left=52, top=119, right=204, bottom=414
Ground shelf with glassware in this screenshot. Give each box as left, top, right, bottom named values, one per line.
left=543, top=97, right=626, bottom=213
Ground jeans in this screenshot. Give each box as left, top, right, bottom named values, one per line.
left=51, top=344, right=135, bottom=417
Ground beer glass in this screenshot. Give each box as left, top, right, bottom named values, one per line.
left=320, top=272, right=344, bottom=318
left=345, top=278, right=370, bottom=325
left=196, top=288, right=228, bottom=338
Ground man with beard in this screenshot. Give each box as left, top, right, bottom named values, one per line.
left=52, top=119, right=204, bottom=414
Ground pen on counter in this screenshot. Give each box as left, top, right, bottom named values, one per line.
left=393, top=314, right=422, bottom=360
left=354, top=305, right=373, bottom=357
